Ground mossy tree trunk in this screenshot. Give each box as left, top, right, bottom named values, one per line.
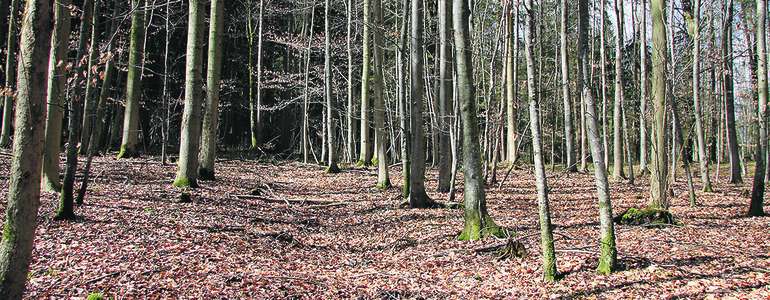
left=408, top=0, right=431, bottom=207
left=524, top=0, right=557, bottom=281
left=117, top=0, right=145, bottom=159
left=41, top=0, right=71, bottom=192
left=578, top=0, right=617, bottom=275
left=372, top=0, right=388, bottom=187
left=749, top=0, right=767, bottom=217
left=649, top=0, right=670, bottom=210
left=173, top=0, right=205, bottom=188
left=0, top=0, right=19, bottom=148
left=198, top=0, right=224, bottom=181
left=454, top=0, right=503, bottom=241
left=437, top=0, right=453, bottom=192
left=0, top=0, right=51, bottom=296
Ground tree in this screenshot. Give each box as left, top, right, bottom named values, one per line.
left=173, top=0, right=205, bottom=188
left=0, top=0, right=19, bottom=148
left=649, top=0, right=670, bottom=210
left=372, top=0, right=388, bottom=187
left=117, top=0, right=146, bottom=159
left=408, top=0, right=431, bottom=207
left=749, top=0, right=767, bottom=216
left=455, top=0, right=503, bottom=240
left=612, top=0, right=626, bottom=181
left=0, top=0, right=51, bottom=296
left=199, top=0, right=225, bottom=180
left=437, top=0, right=453, bottom=191
left=506, top=1, right=520, bottom=164
left=639, top=0, right=649, bottom=175
left=324, top=0, right=340, bottom=173
left=560, top=0, right=576, bottom=172
left=683, top=0, right=713, bottom=192
left=358, top=0, right=372, bottom=166
left=722, top=0, right=742, bottom=184
left=41, top=0, right=72, bottom=192
left=524, top=0, right=557, bottom=281
left=578, top=0, right=617, bottom=275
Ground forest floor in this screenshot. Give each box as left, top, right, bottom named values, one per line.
left=0, top=154, right=768, bottom=299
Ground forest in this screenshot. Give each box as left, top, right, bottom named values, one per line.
left=0, top=0, right=767, bottom=298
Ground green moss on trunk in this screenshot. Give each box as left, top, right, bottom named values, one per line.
left=173, top=176, right=198, bottom=188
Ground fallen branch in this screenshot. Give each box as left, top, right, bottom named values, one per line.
left=236, top=195, right=344, bottom=206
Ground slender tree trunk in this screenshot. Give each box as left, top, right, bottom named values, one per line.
left=324, top=0, right=340, bottom=173
left=612, top=0, right=625, bottom=180
left=0, top=0, right=51, bottom=296
left=722, top=0, right=742, bottom=184
left=198, top=0, right=224, bottom=180
left=117, top=0, right=145, bottom=158
left=346, top=0, right=355, bottom=162
left=437, top=0, right=453, bottom=192
left=359, top=0, right=372, bottom=166
left=301, top=4, right=316, bottom=164
left=397, top=0, right=410, bottom=198
left=255, top=0, right=263, bottom=147
left=600, top=0, right=609, bottom=169
left=649, top=0, right=670, bottom=210
left=173, top=0, right=205, bottom=188
left=0, top=0, right=19, bottom=148
left=79, top=0, right=101, bottom=156
left=455, top=0, right=503, bottom=241
left=161, top=0, right=171, bottom=164
left=560, top=0, right=576, bottom=172
left=372, top=0, right=388, bottom=186
left=749, top=0, right=767, bottom=216
left=41, top=0, right=71, bottom=192
left=639, top=0, right=649, bottom=174
left=507, top=3, right=520, bottom=164
left=524, top=0, right=557, bottom=281
left=408, top=0, right=432, bottom=207
left=578, top=0, right=617, bottom=275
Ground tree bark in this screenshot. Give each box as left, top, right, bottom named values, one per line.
left=524, top=0, right=557, bottom=281
left=639, top=0, right=649, bottom=174
left=649, top=0, right=670, bottom=210
left=0, top=0, right=18, bottom=148
left=437, top=0, right=453, bottom=192
left=579, top=0, right=617, bottom=275
left=117, top=0, right=145, bottom=158
left=372, top=0, right=388, bottom=186
left=358, top=0, right=372, bottom=166
left=0, top=0, right=51, bottom=296
left=749, top=0, right=767, bottom=216
left=41, top=0, right=71, bottom=192
left=612, top=0, right=625, bottom=180
left=455, top=0, right=502, bottom=241
left=408, top=0, right=431, bottom=207
left=198, top=0, right=224, bottom=180
left=173, top=0, right=205, bottom=188
left=560, top=0, right=576, bottom=172
left=722, top=0, right=742, bottom=184
left=324, top=0, right=340, bottom=173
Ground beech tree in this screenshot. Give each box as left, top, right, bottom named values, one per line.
left=0, top=0, right=18, bottom=148
left=199, top=0, right=225, bottom=180
left=174, top=0, right=205, bottom=188
left=117, top=0, right=146, bottom=159
left=0, top=0, right=51, bottom=296
left=749, top=0, right=767, bottom=216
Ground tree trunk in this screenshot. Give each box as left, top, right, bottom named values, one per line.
left=41, top=0, right=71, bottom=192
left=560, top=0, right=576, bottom=172
left=612, top=0, right=625, bottom=180
left=455, top=0, right=503, bottom=241
left=437, top=0, right=453, bottom=192
left=324, top=0, right=340, bottom=173
left=600, top=0, right=609, bottom=169
left=524, top=0, right=557, bottom=281
left=578, top=0, right=617, bottom=275
left=173, top=0, right=205, bottom=188
left=722, top=0, right=742, bottom=184
left=507, top=3, right=520, bottom=164
left=198, top=0, right=224, bottom=180
left=78, top=0, right=101, bottom=156
left=408, top=0, right=431, bottom=207
left=397, top=0, right=410, bottom=198
left=346, top=0, right=355, bottom=162
left=649, top=0, right=670, bottom=210
left=372, top=0, right=388, bottom=186
left=117, top=0, right=145, bottom=158
left=358, top=0, right=372, bottom=166
left=749, top=0, right=767, bottom=216
left=0, top=0, right=19, bottom=148
left=639, top=0, right=649, bottom=174
left=0, top=0, right=51, bottom=296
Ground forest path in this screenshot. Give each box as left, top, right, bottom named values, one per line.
left=0, top=156, right=767, bottom=298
